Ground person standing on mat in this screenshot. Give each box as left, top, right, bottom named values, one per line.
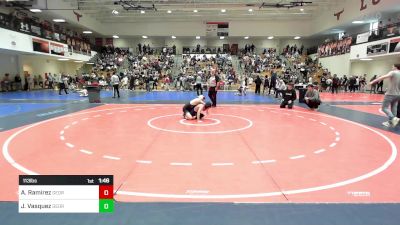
left=208, top=71, right=219, bottom=107
left=111, top=72, right=120, bottom=98
left=304, top=84, right=321, bottom=110
left=280, top=83, right=297, bottom=109
left=369, top=64, right=400, bottom=128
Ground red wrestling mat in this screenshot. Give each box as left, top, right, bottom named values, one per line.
left=320, top=92, right=384, bottom=102
left=1, top=104, right=399, bottom=203
left=334, top=104, right=385, bottom=116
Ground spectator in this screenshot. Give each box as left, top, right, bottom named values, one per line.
left=195, top=72, right=203, bottom=96
left=377, top=80, right=384, bottom=93
left=304, top=84, right=321, bottom=110
left=280, top=83, right=297, bottom=109
left=370, top=75, right=378, bottom=93
left=1, top=73, right=11, bottom=91
left=254, top=75, right=262, bottom=95
left=111, top=72, right=120, bottom=98
left=14, top=74, right=22, bottom=91
left=263, top=75, right=270, bottom=95
left=58, top=74, right=69, bottom=95
left=332, top=74, right=339, bottom=94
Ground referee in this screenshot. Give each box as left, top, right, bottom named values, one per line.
left=208, top=71, right=219, bottom=107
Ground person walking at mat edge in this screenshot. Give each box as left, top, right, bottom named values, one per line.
left=370, top=64, right=400, bottom=128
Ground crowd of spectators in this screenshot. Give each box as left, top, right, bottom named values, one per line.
left=174, top=54, right=237, bottom=92
left=318, top=37, right=352, bottom=58
left=370, top=16, right=400, bottom=41
left=94, top=46, right=129, bottom=71
left=318, top=71, right=384, bottom=94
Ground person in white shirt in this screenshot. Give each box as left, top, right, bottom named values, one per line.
left=58, top=74, right=69, bottom=95
left=195, top=72, right=203, bottom=96
left=111, top=73, right=120, bottom=98
left=208, top=71, right=219, bottom=107
left=275, top=79, right=286, bottom=98
left=121, top=76, right=129, bottom=89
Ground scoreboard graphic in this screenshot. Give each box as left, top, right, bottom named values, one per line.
left=19, top=175, right=114, bottom=213
left=206, top=22, right=229, bottom=37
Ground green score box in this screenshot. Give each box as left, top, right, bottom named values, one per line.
left=99, top=199, right=114, bottom=213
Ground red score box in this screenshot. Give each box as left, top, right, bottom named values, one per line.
left=99, top=185, right=114, bottom=199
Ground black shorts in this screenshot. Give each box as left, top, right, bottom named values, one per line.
left=182, top=103, right=204, bottom=119
left=182, top=103, right=194, bottom=114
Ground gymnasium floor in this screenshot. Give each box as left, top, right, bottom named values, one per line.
left=0, top=89, right=399, bottom=225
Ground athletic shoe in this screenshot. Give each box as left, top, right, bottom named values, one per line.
left=382, top=121, right=391, bottom=127
left=392, top=117, right=400, bottom=127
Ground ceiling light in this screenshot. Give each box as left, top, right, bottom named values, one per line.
left=193, top=9, right=198, bottom=13
left=352, top=21, right=364, bottom=24
left=268, top=36, right=274, bottom=39
left=221, top=9, right=226, bottom=13
left=196, top=36, right=200, bottom=39
left=86, top=62, right=94, bottom=65
left=112, top=9, right=119, bottom=15
left=142, top=35, right=148, bottom=39
left=300, top=8, right=304, bottom=12
left=29, top=9, right=42, bottom=13
left=113, top=35, right=119, bottom=39
left=140, top=10, right=145, bottom=14
left=360, top=58, right=373, bottom=61
left=52, top=19, right=65, bottom=23
left=294, top=36, right=301, bottom=39
left=58, top=58, right=69, bottom=61
left=82, top=31, right=92, bottom=34
left=171, top=36, right=176, bottom=39
left=248, top=9, right=253, bottom=12
left=74, top=61, right=83, bottom=63
left=167, top=10, right=172, bottom=14
left=244, top=36, right=249, bottom=39
left=220, top=36, right=225, bottom=40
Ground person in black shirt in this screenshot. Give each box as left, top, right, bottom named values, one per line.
left=331, top=74, right=339, bottom=94
left=263, top=75, right=269, bottom=95
left=280, top=83, right=297, bottom=109
left=269, top=72, right=277, bottom=95
left=377, top=80, right=384, bottom=93
left=254, top=75, right=262, bottom=95
left=342, top=75, right=348, bottom=92
left=14, top=74, right=22, bottom=91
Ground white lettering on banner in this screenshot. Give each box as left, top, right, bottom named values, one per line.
left=334, top=0, right=382, bottom=20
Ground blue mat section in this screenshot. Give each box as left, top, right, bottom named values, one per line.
left=0, top=90, right=113, bottom=101
left=0, top=103, right=64, bottom=117
left=1, top=202, right=400, bottom=225
left=129, top=91, right=277, bottom=104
